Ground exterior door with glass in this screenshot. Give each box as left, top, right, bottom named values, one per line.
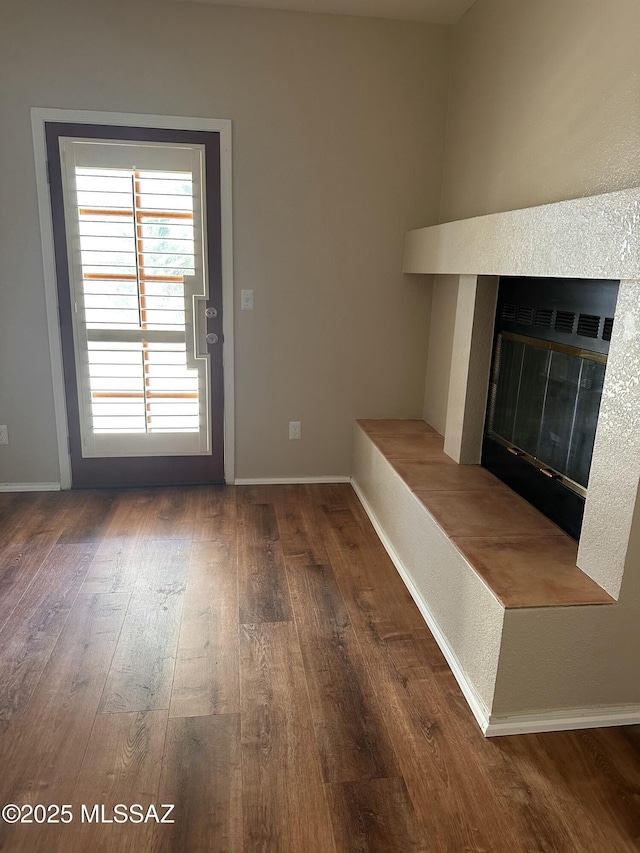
left=46, top=123, right=224, bottom=486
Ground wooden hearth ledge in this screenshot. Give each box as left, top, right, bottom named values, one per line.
left=356, top=419, right=613, bottom=609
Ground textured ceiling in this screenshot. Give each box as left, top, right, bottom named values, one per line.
left=173, top=0, right=478, bottom=25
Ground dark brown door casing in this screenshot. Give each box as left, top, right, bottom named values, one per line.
left=46, top=122, right=224, bottom=487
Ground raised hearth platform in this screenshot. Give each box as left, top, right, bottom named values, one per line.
left=350, top=418, right=635, bottom=736
left=356, top=419, right=612, bottom=609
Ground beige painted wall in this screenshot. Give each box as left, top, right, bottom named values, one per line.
left=440, top=0, right=640, bottom=223
left=0, top=0, right=449, bottom=485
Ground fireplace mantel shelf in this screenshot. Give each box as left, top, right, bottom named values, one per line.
left=356, top=419, right=614, bottom=610
left=403, top=186, right=640, bottom=279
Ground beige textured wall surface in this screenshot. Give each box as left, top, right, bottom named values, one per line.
left=443, top=274, right=497, bottom=464
left=440, top=0, right=640, bottom=223
left=578, top=280, right=640, bottom=597
left=0, top=0, right=449, bottom=484
left=421, top=274, right=457, bottom=433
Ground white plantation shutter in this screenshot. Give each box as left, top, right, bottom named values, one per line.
left=59, top=139, right=211, bottom=457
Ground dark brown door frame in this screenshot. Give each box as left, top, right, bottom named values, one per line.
left=46, top=121, right=225, bottom=487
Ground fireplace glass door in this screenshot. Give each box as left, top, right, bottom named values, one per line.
left=482, top=276, right=618, bottom=539
left=488, top=333, right=606, bottom=493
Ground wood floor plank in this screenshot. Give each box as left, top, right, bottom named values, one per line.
left=575, top=725, right=640, bottom=832
left=237, top=496, right=292, bottom=624
left=378, top=661, right=519, bottom=852
left=0, top=492, right=54, bottom=544
left=96, top=488, right=196, bottom=541
left=274, top=488, right=331, bottom=564
left=0, top=592, right=129, bottom=853
left=326, top=776, right=427, bottom=853
left=234, top=483, right=301, bottom=507
left=53, top=490, right=117, bottom=544
left=95, top=489, right=157, bottom=537
left=52, top=710, right=168, bottom=853
left=0, top=492, right=26, bottom=536
left=171, top=485, right=239, bottom=715
left=240, top=621, right=336, bottom=852
left=285, top=560, right=400, bottom=784
left=144, top=487, right=197, bottom=540
left=0, top=538, right=56, bottom=634
left=0, top=493, right=77, bottom=633
left=492, top=727, right=640, bottom=853
left=277, top=487, right=430, bottom=790
left=80, top=536, right=141, bottom=597
left=80, top=491, right=166, bottom=595
left=152, top=713, right=243, bottom=853
left=80, top=491, right=185, bottom=596
left=0, top=542, right=98, bottom=728
left=192, top=484, right=237, bottom=540
left=76, top=708, right=166, bottom=800
left=99, top=539, right=190, bottom=714
left=313, top=492, right=425, bottom=634
left=305, top=482, right=354, bottom=512
left=170, top=537, right=240, bottom=717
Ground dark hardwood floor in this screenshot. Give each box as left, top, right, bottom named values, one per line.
left=0, top=484, right=638, bottom=852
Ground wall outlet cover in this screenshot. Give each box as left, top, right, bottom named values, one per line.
left=289, top=421, right=301, bottom=440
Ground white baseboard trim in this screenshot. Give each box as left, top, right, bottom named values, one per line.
left=0, top=482, right=61, bottom=492
left=485, top=705, right=640, bottom=737
left=234, top=476, right=351, bottom=485
left=350, top=476, right=492, bottom=736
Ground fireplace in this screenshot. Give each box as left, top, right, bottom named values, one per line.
left=396, top=188, right=640, bottom=732
left=403, top=185, right=640, bottom=598
left=482, top=276, right=619, bottom=539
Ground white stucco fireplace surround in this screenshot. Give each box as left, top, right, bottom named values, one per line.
left=352, top=188, right=640, bottom=736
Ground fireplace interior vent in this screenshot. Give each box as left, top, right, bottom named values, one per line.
left=602, top=317, right=614, bottom=341
left=577, top=313, right=600, bottom=338
left=534, top=308, right=553, bottom=328
left=516, top=305, right=534, bottom=325
left=554, top=310, right=576, bottom=333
